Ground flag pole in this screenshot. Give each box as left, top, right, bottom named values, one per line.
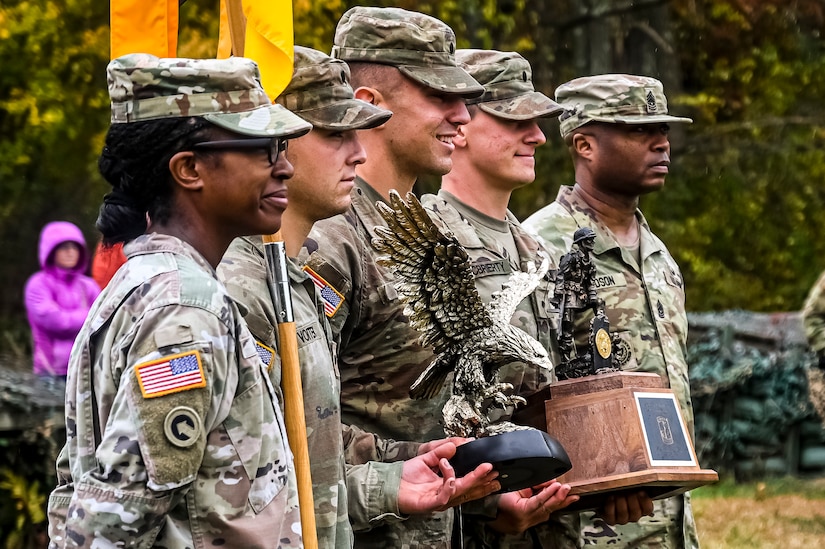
left=223, top=0, right=246, bottom=56
left=262, top=232, right=318, bottom=549
left=226, top=3, right=318, bottom=546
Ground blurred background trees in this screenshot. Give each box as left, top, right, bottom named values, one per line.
left=2, top=0, right=825, bottom=342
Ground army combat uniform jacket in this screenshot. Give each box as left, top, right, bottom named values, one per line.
left=220, top=237, right=424, bottom=547
left=47, top=233, right=301, bottom=549
left=524, top=186, right=699, bottom=549
left=306, top=178, right=453, bottom=548
left=803, top=270, right=825, bottom=360
left=219, top=237, right=352, bottom=549
left=422, top=190, right=578, bottom=549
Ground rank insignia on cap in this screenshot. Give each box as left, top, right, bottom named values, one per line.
left=304, top=265, right=345, bottom=317
left=255, top=340, right=276, bottom=372
left=136, top=350, right=206, bottom=399
left=645, top=88, right=658, bottom=113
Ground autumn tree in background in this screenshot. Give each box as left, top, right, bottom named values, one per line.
left=0, top=0, right=108, bottom=338
left=657, top=0, right=825, bottom=311
left=293, top=0, right=825, bottom=312
left=0, top=0, right=221, bottom=340
left=1, top=0, right=825, bottom=340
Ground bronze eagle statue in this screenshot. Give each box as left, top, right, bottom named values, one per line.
left=373, top=191, right=553, bottom=438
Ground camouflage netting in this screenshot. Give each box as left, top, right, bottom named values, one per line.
left=688, top=311, right=825, bottom=479
left=2, top=308, right=825, bottom=541
left=0, top=355, right=65, bottom=549
left=0, top=360, right=66, bottom=416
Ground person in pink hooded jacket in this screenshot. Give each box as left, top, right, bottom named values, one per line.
left=24, top=221, right=100, bottom=377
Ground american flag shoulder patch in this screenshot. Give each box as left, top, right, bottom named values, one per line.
left=303, top=265, right=345, bottom=318
left=255, top=340, right=276, bottom=372
left=135, top=350, right=206, bottom=399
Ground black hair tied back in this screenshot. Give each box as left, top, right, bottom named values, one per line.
left=103, top=190, right=138, bottom=209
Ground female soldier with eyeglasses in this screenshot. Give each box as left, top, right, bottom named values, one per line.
left=47, top=54, right=311, bottom=549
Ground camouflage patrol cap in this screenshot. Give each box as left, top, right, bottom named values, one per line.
left=456, top=49, right=562, bottom=121
left=107, top=53, right=311, bottom=139
left=276, top=46, right=392, bottom=131
left=556, top=74, right=692, bottom=138
left=331, top=6, right=484, bottom=98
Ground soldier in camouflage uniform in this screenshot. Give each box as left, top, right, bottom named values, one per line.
left=217, top=47, right=497, bottom=549
left=46, top=54, right=312, bottom=548
left=803, top=274, right=825, bottom=421
left=421, top=48, right=580, bottom=549
left=523, top=74, right=699, bottom=548
left=803, top=273, right=825, bottom=366
left=303, top=7, right=492, bottom=548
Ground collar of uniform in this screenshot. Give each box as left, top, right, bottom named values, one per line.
left=430, top=190, right=547, bottom=274
left=423, top=191, right=487, bottom=250
left=554, top=186, right=615, bottom=256
left=636, top=213, right=668, bottom=263
left=124, top=232, right=216, bottom=274
left=286, top=255, right=310, bottom=284
left=556, top=185, right=666, bottom=264
left=352, top=176, right=396, bottom=243
left=245, top=235, right=315, bottom=296
left=438, top=189, right=510, bottom=234
left=295, top=245, right=312, bottom=265
left=506, top=210, right=547, bottom=270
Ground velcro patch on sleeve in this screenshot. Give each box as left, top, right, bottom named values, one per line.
left=304, top=265, right=345, bottom=317
left=135, top=350, right=207, bottom=399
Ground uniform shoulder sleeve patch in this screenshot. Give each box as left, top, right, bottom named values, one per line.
left=303, top=265, right=345, bottom=318
left=255, top=340, right=276, bottom=372
left=135, top=350, right=206, bottom=399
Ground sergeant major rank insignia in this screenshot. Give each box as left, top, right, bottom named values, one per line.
left=645, top=88, right=658, bottom=113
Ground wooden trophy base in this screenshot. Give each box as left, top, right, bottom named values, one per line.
left=513, top=371, right=718, bottom=511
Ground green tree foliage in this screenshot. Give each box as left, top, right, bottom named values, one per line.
left=0, top=0, right=110, bottom=335
left=1, top=0, right=825, bottom=334
left=0, top=0, right=220, bottom=334
left=647, top=0, right=825, bottom=311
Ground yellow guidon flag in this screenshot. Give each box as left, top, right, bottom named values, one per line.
left=109, top=0, right=294, bottom=100
left=241, top=0, right=294, bottom=98
left=110, top=0, right=178, bottom=59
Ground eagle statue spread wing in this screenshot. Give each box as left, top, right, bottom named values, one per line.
left=373, top=191, right=553, bottom=438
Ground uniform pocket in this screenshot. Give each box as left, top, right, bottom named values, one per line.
left=223, top=379, right=290, bottom=513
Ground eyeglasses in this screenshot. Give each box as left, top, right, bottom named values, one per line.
left=191, top=137, right=288, bottom=165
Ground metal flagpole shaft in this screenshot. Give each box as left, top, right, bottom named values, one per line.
left=263, top=232, right=318, bottom=549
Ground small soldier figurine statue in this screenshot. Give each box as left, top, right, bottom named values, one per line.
left=553, top=227, right=619, bottom=379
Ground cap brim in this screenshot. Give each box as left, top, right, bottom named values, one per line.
left=478, top=92, right=564, bottom=121
left=295, top=99, right=393, bottom=131
left=590, top=114, right=693, bottom=125
left=397, top=65, right=485, bottom=98
left=204, top=103, right=312, bottom=139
